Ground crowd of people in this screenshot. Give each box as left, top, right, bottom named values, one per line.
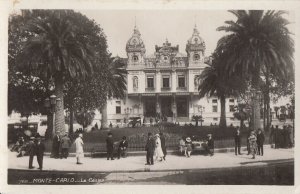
left=9, top=123, right=294, bottom=169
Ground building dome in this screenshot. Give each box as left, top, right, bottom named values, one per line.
left=186, top=25, right=206, bottom=53
left=126, top=26, right=146, bottom=53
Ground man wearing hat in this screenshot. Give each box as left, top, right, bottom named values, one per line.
left=145, top=133, right=155, bottom=165
left=106, top=132, right=115, bottom=160
left=205, top=134, right=214, bottom=156
left=75, top=133, right=84, bottom=164
left=234, top=128, right=242, bottom=155
left=36, top=137, right=45, bottom=170
left=118, top=136, right=128, bottom=159
left=256, top=129, right=265, bottom=156
left=52, top=132, right=61, bottom=158
left=28, top=136, right=37, bottom=169
left=60, top=133, right=72, bottom=159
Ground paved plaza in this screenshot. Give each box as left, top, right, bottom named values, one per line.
left=8, top=147, right=293, bottom=172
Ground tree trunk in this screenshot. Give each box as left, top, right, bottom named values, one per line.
left=101, top=100, right=108, bottom=129
left=219, top=95, right=227, bottom=128
left=69, top=105, right=74, bottom=135
left=46, top=112, right=53, bottom=139
left=263, top=95, right=266, bottom=131
left=54, top=74, right=65, bottom=136
left=265, top=71, right=271, bottom=131
left=251, top=68, right=261, bottom=131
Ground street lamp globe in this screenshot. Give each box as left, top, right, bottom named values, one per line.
left=50, top=95, right=57, bottom=105
left=44, top=98, right=50, bottom=108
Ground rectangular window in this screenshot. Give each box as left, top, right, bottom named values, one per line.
left=213, top=117, right=218, bottom=121
left=229, top=99, right=235, bottom=103
left=116, top=119, right=121, bottom=123
left=212, top=99, right=218, bottom=103
left=147, top=76, right=154, bottom=88
left=162, top=77, right=170, bottom=88
left=178, top=76, right=185, bottom=88
left=116, top=101, right=121, bottom=114
left=229, top=105, right=235, bottom=112
left=212, top=105, right=218, bottom=112
left=230, top=117, right=235, bottom=121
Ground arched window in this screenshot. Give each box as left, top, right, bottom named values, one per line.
left=133, top=76, right=138, bottom=89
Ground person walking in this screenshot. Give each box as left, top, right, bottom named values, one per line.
left=159, top=132, right=167, bottom=160
left=52, top=132, right=61, bottom=158
left=28, top=137, right=37, bottom=169
left=36, top=137, right=45, bottom=170
left=257, top=129, right=265, bottom=156
left=145, top=133, right=155, bottom=165
left=248, top=131, right=257, bottom=159
left=234, top=128, right=242, bottom=155
left=179, top=137, right=186, bottom=155
left=118, top=136, right=128, bottom=159
left=206, top=134, right=214, bottom=156
left=154, top=134, right=164, bottom=161
left=185, top=137, right=192, bottom=157
left=60, top=133, right=72, bottom=159
left=74, top=133, right=84, bottom=164
left=106, top=132, right=115, bottom=160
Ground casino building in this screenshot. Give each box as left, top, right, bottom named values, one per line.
left=105, top=25, right=238, bottom=126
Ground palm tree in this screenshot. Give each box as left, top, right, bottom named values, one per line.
left=197, top=53, right=246, bottom=128
left=100, top=57, right=127, bottom=129
left=18, top=10, right=96, bottom=135
left=217, top=10, right=294, bottom=131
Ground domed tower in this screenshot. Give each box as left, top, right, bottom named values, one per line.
left=186, top=25, right=206, bottom=66
left=126, top=25, right=146, bottom=66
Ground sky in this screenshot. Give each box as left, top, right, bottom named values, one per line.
left=79, top=10, right=295, bottom=58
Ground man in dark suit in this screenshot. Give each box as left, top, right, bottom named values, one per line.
left=159, top=132, right=167, bottom=160
left=52, top=132, right=61, bottom=158
left=206, top=134, right=214, bottom=156
left=234, top=128, right=242, bottom=155
left=145, top=133, right=155, bottom=165
left=36, top=137, right=45, bottom=170
left=106, top=132, right=114, bottom=160
left=60, top=133, right=72, bottom=159
left=28, top=137, right=36, bottom=169
left=118, top=136, right=128, bottom=159
left=257, top=128, right=265, bottom=156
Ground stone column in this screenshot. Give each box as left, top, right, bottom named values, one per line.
left=171, top=70, right=177, bottom=92
left=172, top=94, right=177, bottom=122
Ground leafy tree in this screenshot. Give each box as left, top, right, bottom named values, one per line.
left=233, top=103, right=250, bottom=129
left=100, top=57, right=127, bottom=129
left=15, top=10, right=104, bottom=135
left=217, top=10, right=294, bottom=131
left=192, top=115, right=204, bottom=127
left=197, top=52, right=247, bottom=128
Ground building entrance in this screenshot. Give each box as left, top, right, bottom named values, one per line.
left=144, top=98, right=156, bottom=117
left=177, top=97, right=188, bottom=117
left=161, top=97, right=173, bottom=117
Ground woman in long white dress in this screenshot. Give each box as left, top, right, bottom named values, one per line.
left=75, top=133, right=84, bottom=164
left=154, top=134, right=164, bottom=161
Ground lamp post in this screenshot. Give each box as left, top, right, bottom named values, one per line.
left=44, top=95, right=57, bottom=138
left=198, top=105, right=204, bottom=127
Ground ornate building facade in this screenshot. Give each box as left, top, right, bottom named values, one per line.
left=105, top=25, right=239, bottom=126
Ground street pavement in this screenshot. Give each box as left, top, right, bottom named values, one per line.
left=8, top=147, right=293, bottom=172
